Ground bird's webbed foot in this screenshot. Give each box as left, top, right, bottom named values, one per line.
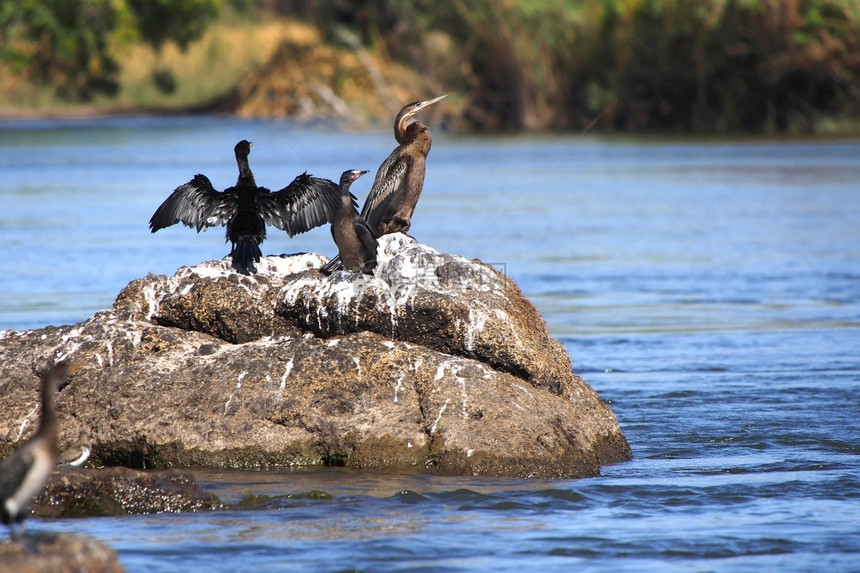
left=379, top=217, right=411, bottom=236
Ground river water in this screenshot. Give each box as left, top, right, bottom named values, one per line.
left=1, top=117, right=858, bottom=571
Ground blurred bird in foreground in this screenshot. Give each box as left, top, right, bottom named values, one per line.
left=0, top=361, right=81, bottom=540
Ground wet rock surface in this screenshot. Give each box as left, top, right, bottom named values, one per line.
left=0, top=532, right=124, bottom=573
left=0, top=235, right=630, bottom=478
left=31, top=466, right=223, bottom=518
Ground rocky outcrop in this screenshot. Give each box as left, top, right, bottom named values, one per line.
left=0, top=235, right=630, bottom=479
left=0, top=532, right=124, bottom=573
left=32, top=466, right=222, bottom=518
left=276, top=235, right=574, bottom=395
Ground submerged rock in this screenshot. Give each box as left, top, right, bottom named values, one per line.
left=32, top=466, right=222, bottom=517
left=0, top=532, right=123, bottom=573
left=0, top=235, right=630, bottom=478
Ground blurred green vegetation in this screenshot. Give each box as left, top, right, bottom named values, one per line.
left=324, top=0, right=860, bottom=133
left=1, top=0, right=859, bottom=133
left=0, top=0, right=220, bottom=101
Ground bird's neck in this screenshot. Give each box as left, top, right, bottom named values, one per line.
left=236, top=158, right=256, bottom=187
left=394, top=116, right=413, bottom=145
left=396, top=121, right=430, bottom=150
left=414, top=130, right=432, bottom=156
left=37, top=374, right=59, bottom=450
left=340, top=190, right=358, bottom=214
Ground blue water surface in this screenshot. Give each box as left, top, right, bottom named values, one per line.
left=1, top=117, right=858, bottom=571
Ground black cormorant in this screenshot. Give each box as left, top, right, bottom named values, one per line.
left=321, top=95, right=446, bottom=274
left=327, top=169, right=377, bottom=274
left=57, top=429, right=92, bottom=467
left=0, top=362, right=77, bottom=539
left=149, top=140, right=341, bottom=274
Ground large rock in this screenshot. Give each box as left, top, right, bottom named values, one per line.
left=0, top=235, right=630, bottom=478
left=0, top=532, right=124, bottom=573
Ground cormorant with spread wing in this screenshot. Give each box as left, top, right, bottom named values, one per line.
left=327, top=169, right=377, bottom=274
left=150, top=140, right=340, bottom=274
left=320, top=94, right=446, bottom=274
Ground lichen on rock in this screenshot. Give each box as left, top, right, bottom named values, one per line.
left=0, top=234, right=630, bottom=479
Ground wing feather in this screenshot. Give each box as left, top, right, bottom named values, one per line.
left=149, top=174, right=229, bottom=232
left=272, top=172, right=340, bottom=237
left=0, top=446, right=34, bottom=501
left=256, top=190, right=286, bottom=232
left=355, top=216, right=378, bottom=273
left=205, top=194, right=239, bottom=228
left=361, top=155, right=408, bottom=230
left=355, top=217, right=378, bottom=252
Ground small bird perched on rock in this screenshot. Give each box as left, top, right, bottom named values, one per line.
left=321, top=94, right=446, bottom=274
left=150, top=140, right=342, bottom=274
left=57, top=429, right=92, bottom=467
left=327, top=169, right=377, bottom=274
left=0, top=361, right=79, bottom=540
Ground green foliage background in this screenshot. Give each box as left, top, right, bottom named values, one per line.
left=337, top=0, right=860, bottom=132
left=0, top=0, right=220, bottom=100
left=1, top=0, right=858, bottom=133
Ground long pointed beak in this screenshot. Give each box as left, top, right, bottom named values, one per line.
left=415, top=93, right=448, bottom=112
left=395, top=94, right=449, bottom=137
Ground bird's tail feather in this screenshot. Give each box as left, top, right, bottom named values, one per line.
left=320, top=254, right=343, bottom=276
left=231, top=237, right=262, bottom=274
